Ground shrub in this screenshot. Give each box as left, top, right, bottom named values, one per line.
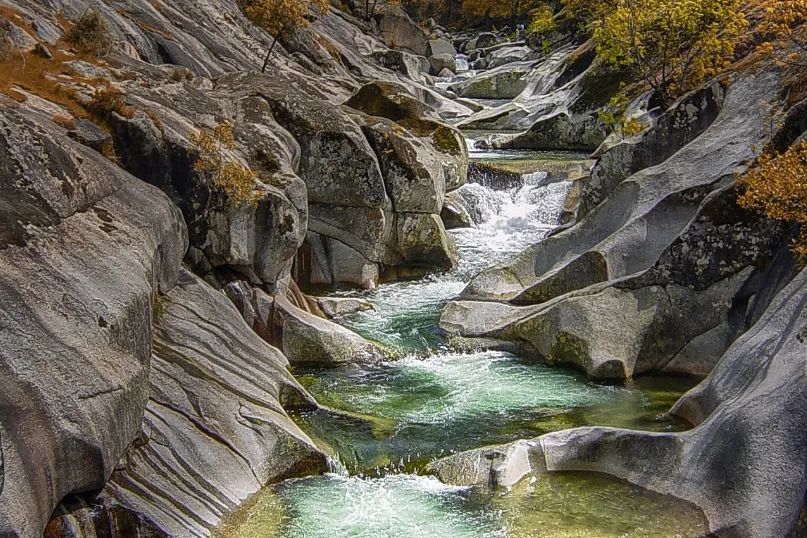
left=87, top=85, right=134, bottom=125
left=239, top=0, right=329, bottom=72
left=593, top=0, right=748, bottom=108
left=757, top=0, right=807, bottom=67
left=192, top=122, right=258, bottom=206
left=52, top=114, right=77, bottom=130
left=738, top=140, right=807, bottom=261
left=527, top=4, right=556, bottom=37
left=64, top=10, right=113, bottom=57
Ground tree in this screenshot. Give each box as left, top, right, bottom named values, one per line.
left=239, top=0, right=329, bottom=73
left=738, top=140, right=807, bottom=261
left=757, top=0, right=807, bottom=67
left=593, top=0, right=747, bottom=108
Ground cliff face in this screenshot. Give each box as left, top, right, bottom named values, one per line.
left=0, top=1, right=472, bottom=536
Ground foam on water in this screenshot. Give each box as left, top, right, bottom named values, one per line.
left=226, top=159, right=705, bottom=538
left=335, top=172, right=568, bottom=351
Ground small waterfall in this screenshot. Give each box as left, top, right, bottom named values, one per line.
left=455, top=55, right=470, bottom=72
left=455, top=183, right=503, bottom=226
left=326, top=455, right=350, bottom=477
left=464, top=137, right=477, bottom=151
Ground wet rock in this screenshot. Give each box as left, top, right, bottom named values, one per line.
left=315, top=297, right=374, bottom=318
left=494, top=110, right=606, bottom=152
left=434, top=267, right=807, bottom=538
left=275, top=296, right=386, bottom=364
left=441, top=190, right=473, bottom=229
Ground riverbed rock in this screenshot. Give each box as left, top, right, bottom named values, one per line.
left=432, top=266, right=807, bottom=538
left=579, top=81, right=727, bottom=218
left=45, top=269, right=329, bottom=538
left=441, top=190, right=474, bottom=229
left=426, top=38, right=457, bottom=58
left=275, top=296, right=386, bottom=364
left=486, top=45, right=534, bottom=69
left=315, top=297, right=374, bottom=318
left=448, top=60, right=535, bottom=99
left=429, top=53, right=456, bottom=75
left=0, top=104, right=187, bottom=537
left=446, top=72, right=787, bottom=379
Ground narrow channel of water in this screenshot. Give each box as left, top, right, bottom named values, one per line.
left=220, top=148, right=707, bottom=538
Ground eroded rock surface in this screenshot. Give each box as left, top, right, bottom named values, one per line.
left=432, top=266, right=807, bottom=538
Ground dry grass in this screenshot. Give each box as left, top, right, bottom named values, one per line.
left=52, top=114, right=76, bottom=130
left=63, top=10, right=113, bottom=56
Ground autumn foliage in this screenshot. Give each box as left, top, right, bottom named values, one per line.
left=738, top=140, right=807, bottom=261
left=757, top=0, right=807, bottom=66
left=192, top=123, right=258, bottom=207
left=239, top=0, right=329, bottom=72
left=593, top=0, right=748, bottom=108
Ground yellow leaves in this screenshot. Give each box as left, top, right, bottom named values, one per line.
left=192, top=122, right=258, bottom=207
left=593, top=0, right=746, bottom=107
left=527, top=5, right=557, bottom=37
left=239, top=0, right=328, bottom=39
left=755, top=0, right=807, bottom=67
left=738, top=140, right=807, bottom=260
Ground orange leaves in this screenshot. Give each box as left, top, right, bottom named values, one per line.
left=192, top=122, right=258, bottom=207
left=239, top=0, right=328, bottom=40
left=756, top=0, right=807, bottom=67
left=738, top=140, right=807, bottom=260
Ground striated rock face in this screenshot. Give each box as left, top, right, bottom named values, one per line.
left=432, top=266, right=807, bottom=538
left=376, top=5, right=429, bottom=56
left=0, top=103, right=187, bottom=537
left=443, top=72, right=788, bottom=379
left=579, top=81, right=728, bottom=218
left=45, top=270, right=328, bottom=537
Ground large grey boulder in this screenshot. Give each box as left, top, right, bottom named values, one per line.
left=432, top=267, right=807, bottom=538
left=429, top=53, right=456, bottom=76
left=426, top=38, right=457, bottom=58
left=579, top=81, right=727, bottom=218
left=376, top=4, right=429, bottom=56
left=45, top=270, right=329, bottom=537
left=0, top=105, right=187, bottom=537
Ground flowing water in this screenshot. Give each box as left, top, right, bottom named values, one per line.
left=220, top=149, right=708, bottom=537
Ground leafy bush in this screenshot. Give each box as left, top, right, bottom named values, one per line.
left=527, top=4, right=556, bottom=37
left=64, top=10, right=113, bottom=57
left=738, top=140, right=807, bottom=261
left=593, top=0, right=748, bottom=108
left=192, top=122, right=258, bottom=206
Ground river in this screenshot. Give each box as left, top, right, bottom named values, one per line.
left=219, top=136, right=709, bottom=537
